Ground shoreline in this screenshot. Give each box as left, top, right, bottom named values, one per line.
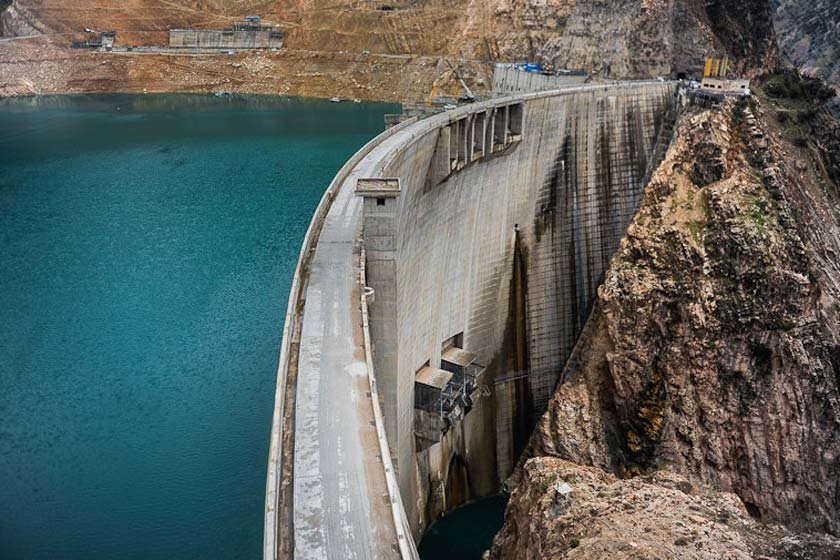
left=0, top=38, right=493, bottom=103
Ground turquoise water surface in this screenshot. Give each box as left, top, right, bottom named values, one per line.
left=0, top=94, right=397, bottom=560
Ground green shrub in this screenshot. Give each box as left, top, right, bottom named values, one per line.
left=763, top=71, right=836, bottom=104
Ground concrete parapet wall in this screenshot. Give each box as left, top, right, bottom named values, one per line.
left=493, top=65, right=589, bottom=94
left=361, top=247, right=419, bottom=560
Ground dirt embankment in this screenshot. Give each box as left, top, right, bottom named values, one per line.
left=0, top=38, right=495, bottom=102
left=0, top=0, right=781, bottom=101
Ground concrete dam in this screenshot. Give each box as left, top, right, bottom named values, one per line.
left=264, top=81, right=679, bottom=559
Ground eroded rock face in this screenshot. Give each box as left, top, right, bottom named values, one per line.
left=490, top=457, right=840, bottom=560
left=514, top=99, right=840, bottom=545
left=0, top=0, right=48, bottom=37
left=460, top=0, right=778, bottom=78
left=772, top=0, right=840, bottom=84
left=0, top=0, right=778, bottom=89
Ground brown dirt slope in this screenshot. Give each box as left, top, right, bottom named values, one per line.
left=1, top=0, right=780, bottom=100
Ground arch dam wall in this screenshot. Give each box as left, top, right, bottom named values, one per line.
left=264, top=81, right=678, bottom=560
left=366, top=82, right=678, bottom=536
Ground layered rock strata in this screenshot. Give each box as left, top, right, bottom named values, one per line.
left=494, top=97, right=840, bottom=556
left=772, top=0, right=840, bottom=84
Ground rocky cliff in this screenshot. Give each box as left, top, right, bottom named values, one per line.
left=0, top=0, right=48, bottom=37
left=491, top=457, right=840, bottom=560
left=460, top=0, right=778, bottom=78
left=492, top=94, right=840, bottom=556
left=772, top=0, right=840, bottom=84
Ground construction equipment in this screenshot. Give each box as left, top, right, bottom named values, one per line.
left=444, top=59, right=476, bottom=102
left=427, top=58, right=476, bottom=106
left=515, top=62, right=544, bottom=73
left=704, top=56, right=730, bottom=78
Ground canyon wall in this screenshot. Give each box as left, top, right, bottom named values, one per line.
left=0, top=0, right=781, bottom=100
left=492, top=95, right=840, bottom=557
left=459, top=0, right=778, bottom=78
left=772, top=0, right=840, bottom=84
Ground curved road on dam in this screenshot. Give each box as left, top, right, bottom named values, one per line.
left=265, top=81, right=676, bottom=560
left=291, top=130, right=409, bottom=560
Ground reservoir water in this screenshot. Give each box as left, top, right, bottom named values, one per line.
left=0, top=94, right=397, bottom=560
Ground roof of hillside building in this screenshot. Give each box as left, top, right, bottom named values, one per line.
left=415, top=366, right=453, bottom=390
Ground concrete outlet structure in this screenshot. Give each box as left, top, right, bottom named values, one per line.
left=265, top=81, right=679, bottom=560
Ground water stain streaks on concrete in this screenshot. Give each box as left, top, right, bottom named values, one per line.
left=271, top=83, right=678, bottom=559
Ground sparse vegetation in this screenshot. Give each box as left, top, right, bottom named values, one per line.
left=732, top=98, right=748, bottom=126
left=538, top=473, right=558, bottom=493
left=745, top=194, right=770, bottom=234
left=688, top=221, right=705, bottom=245
left=763, top=71, right=835, bottom=104
left=676, top=480, right=693, bottom=494
left=755, top=70, right=837, bottom=149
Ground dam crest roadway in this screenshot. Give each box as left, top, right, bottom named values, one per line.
left=264, top=81, right=679, bottom=559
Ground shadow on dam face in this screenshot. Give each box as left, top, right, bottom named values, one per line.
left=491, top=227, right=535, bottom=464
left=361, top=83, right=679, bottom=537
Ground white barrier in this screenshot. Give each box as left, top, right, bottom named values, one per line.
left=360, top=248, right=419, bottom=559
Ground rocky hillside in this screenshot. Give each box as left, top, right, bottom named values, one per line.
left=0, top=0, right=48, bottom=37
left=491, top=458, right=840, bottom=560
left=460, top=0, right=777, bottom=78
left=0, top=0, right=779, bottom=99
left=492, top=93, right=840, bottom=555
left=772, top=0, right=840, bottom=84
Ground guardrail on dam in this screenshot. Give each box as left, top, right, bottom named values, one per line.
left=265, top=81, right=678, bottom=559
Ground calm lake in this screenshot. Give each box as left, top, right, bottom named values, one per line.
left=0, top=94, right=397, bottom=560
